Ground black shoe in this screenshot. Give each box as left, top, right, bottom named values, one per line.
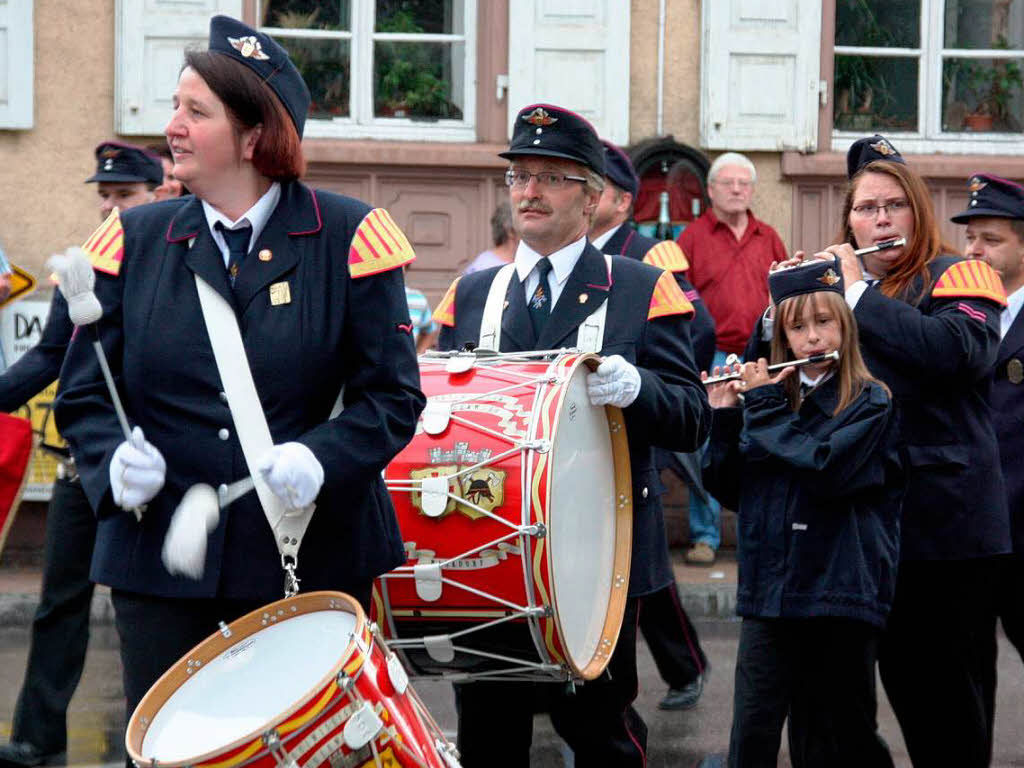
left=0, top=743, right=67, bottom=768
left=659, top=664, right=710, bottom=711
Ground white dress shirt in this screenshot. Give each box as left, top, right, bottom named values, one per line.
left=1002, top=284, right=1024, bottom=340
left=514, top=234, right=588, bottom=309
left=202, top=182, right=282, bottom=268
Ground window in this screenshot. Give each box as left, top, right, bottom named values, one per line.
left=833, top=0, right=1024, bottom=152
left=257, top=0, right=476, bottom=142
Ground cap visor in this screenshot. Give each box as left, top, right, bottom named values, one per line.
left=85, top=172, right=152, bottom=184
left=950, top=206, right=1019, bottom=223
left=499, top=147, right=595, bottom=168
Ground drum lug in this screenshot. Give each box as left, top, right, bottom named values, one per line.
left=525, top=522, right=547, bottom=539
left=421, top=400, right=453, bottom=435
left=524, top=439, right=550, bottom=453
left=424, top=634, right=456, bottom=663
left=419, top=475, right=450, bottom=518
left=342, top=702, right=384, bottom=750
left=261, top=729, right=298, bottom=768
left=414, top=562, right=443, bottom=601
left=218, top=621, right=232, bottom=639
left=436, top=740, right=464, bottom=768
left=336, top=670, right=355, bottom=693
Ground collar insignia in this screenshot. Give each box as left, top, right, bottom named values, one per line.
left=523, top=107, right=557, bottom=127
left=968, top=177, right=988, bottom=192
left=228, top=35, right=270, bottom=61
left=869, top=139, right=897, bottom=157
left=817, top=268, right=841, bottom=286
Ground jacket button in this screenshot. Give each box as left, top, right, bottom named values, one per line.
left=218, top=428, right=230, bottom=441
left=642, top=486, right=649, bottom=499
left=219, top=391, right=228, bottom=403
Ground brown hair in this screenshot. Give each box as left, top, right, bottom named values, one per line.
left=835, top=161, right=956, bottom=304
left=183, top=50, right=305, bottom=181
left=770, top=290, right=889, bottom=415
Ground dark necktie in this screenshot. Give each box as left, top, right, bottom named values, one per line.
left=216, top=222, right=251, bottom=286
left=528, top=258, right=554, bottom=338
left=800, top=382, right=813, bottom=400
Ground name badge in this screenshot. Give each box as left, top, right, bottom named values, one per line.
left=269, top=281, right=291, bottom=306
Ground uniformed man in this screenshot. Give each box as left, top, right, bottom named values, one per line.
left=85, top=141, right=164, bottom=220
left=953, top=173, right=1024, bottom=691
left=0, top=143, right=164, bottom=768
left=590, top=138, right=713, bottom=712
left=434, top=103, right=710, bottom=767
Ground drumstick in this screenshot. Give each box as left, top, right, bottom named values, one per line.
left=48, top=247, right=144, bottom=521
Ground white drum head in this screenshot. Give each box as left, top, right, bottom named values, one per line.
left=548, top=363, right=619, bottom=669
left=141, top=610, right=358, bottom=761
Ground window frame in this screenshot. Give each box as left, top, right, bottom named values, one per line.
left=829, top=0, right=1024, bottom=155
left=258, top=0, right=477, bottom=142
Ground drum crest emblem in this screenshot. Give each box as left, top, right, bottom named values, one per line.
left=410, top=465, right=506, bottom=520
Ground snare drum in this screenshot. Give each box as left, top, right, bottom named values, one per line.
left=376, top=351, right=632, bottom=681
left=126, top=591, right=459, bottom=768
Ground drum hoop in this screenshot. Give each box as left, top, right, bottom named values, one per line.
left=126, top=591, right=368, bottom=768
left=541, top=353, right=633, bottom=680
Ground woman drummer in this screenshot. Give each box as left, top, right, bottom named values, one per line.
left=55, top=15, right=425, bottom=724
left=800, top=137, right=1008, bottom=767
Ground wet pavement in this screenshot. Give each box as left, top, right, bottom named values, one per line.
left=2, top=618, right=1024, bottom=767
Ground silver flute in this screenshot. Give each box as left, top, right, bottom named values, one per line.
left=703, top=351, right=840, bottom=385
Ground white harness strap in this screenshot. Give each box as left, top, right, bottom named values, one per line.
left=478, top=263, right=516, bottom=351
left=479, top=256, right=612, bottom=353
left=193, top=275, right=314, bottom=568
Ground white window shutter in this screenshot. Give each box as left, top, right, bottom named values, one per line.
left=700, top=0, right=821, bottom=152
left=508, top=0, right=630, bottom=144
left=115, top=0, right=243, bottom=135
left=0, top=1, right=34, bottom=129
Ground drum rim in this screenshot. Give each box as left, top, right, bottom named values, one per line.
left=541, top=353, right=633, bottom=680
left=125, top=591, right=367, bottom=767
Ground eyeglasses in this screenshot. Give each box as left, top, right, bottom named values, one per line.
left=712, top=178, right=754, bottom=189
left=505, top=169, right=587, bottom=190
left=851, top=200, right=911, bottom=218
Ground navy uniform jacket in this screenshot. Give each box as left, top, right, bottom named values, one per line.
left=704, top=379, right=903, bottom=627
left=0, top=292, right=73, bottom=412
left=436, top=243, right=711, bottom=596
left=601, top=225, right=717, bottom=373
left=745, top=255, right=1010, bottom=561
left=55, top=181, right=426, bottom=601
left=991, top=309, right=1024, bottom=554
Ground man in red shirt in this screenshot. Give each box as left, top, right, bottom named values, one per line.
left=677, top=152, right=787, bottom=564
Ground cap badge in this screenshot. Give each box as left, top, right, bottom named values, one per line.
left=101, top=148, right=120, bottom=159
left=228, top=35, right=270, bottom=61
left=817, top=268, right=841, bottom=287
left=523, top=107, right=557, bottom=127
left=968, top=177, right=988, bottom=192
left=869, top=139, right=897, bottom=157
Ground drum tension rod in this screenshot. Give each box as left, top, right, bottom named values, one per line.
left=262, top=730, right=298, bottom=768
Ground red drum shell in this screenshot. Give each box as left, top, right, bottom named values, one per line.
left=376, top=352, right=632, bottom=681
left=126, top=591, right=454, bottom=768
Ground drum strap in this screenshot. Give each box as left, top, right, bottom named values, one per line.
left=194, top=274, right=313, bottom=574
left=479, top=256, right=611, bottom=353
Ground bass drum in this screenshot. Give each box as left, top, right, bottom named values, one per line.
left=376, top=351, right=632, bottom=681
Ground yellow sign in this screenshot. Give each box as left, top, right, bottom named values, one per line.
left=0, top=265, right=36, bottom=307
left=9, top=380, right=64, bottom=499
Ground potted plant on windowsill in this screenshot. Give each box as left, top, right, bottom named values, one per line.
left=960, top=42, right=1023, bottom=132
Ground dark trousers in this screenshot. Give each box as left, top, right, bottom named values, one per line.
left=878, top=558, right=1000, bottom=768
left=638, top=581, right=707, bottom=688
left=1000, top=553, right=1024, bottom=664
left=10, top=478, right=96, bottom=753
left=729, top=617, right=893, bottom=768
left=455, top=597, right=646, bottom=767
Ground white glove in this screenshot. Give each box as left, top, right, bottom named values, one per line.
left=587, top=355, right=642, bottom=408
left=109, top=426, right=166, bottom=509
left=162, top=484, right=220, bottom=580
left=256, top=442, right=324, bottom=509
